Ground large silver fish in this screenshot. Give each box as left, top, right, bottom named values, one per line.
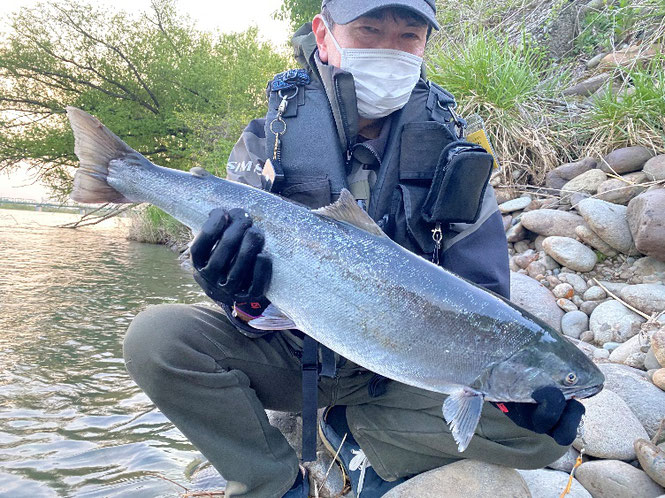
left=67, top=106, right=604, bottom=452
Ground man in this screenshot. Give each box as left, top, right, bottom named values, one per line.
left=123, top=1, right=584, bottom=497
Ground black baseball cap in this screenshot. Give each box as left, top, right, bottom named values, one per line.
left=321, top=0, right=440, bottom=30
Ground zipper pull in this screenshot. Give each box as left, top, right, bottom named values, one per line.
left=431, top=222, right=443, bottom=265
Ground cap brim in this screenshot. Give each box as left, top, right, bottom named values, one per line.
left=325, top=0, right=440, bottom=30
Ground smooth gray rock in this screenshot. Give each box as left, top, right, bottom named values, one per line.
left=583, top=286, right=606, bottom=301
left=609, top=334, right=646, bottom=364
left=627, top=190, right=665, bottom=262
left=518, top=469, right=590, bottom=498
left=559, top=273, right=589, bottom=294
left=546, top=158, right=597, bottom=189
left=562, top=311, right=589, bottom=339
left=305, top=451, right=346, bottom=498
left=547, top=446, right=581, bottom=473
left=600, top=363, right=665, bottom=440
left=578, top=198, right=636, bottom=255
left=646, top=348, right=661, bottom=370
left=590, top=300, right=646, bottom=343
left=632, top=257, right=665, bottom=281
left=562, top=73, right=611, bottom=97
left=576, top=225, right=618, bottom=257
left=499, top=196, right=532, bottom=213
left=596, top=281, right=629, bottom=295
left=601, top=146, right=654, bottom=174
left=644, top=155, right=665, bottom=181
left=562, top=169, right=607, bottom=196
left=383, top=460, right=531, bottom=498
left=620, top=284, right=665, bottom=315
left=506, top=221, right=527, bottom=243
left=521, top=209, right=587, bottom=239
left=510, top=272, right=564, bottom=331
left=557, top=298, right=578, bottom=312
left=573, top=389, right=648, bottom=460
left=580, top=300, right=601, bottom=315
left=596, top=171, right=648, bottom=205
left=576, top=460, right=664, bottom=498
left=542, top=236, right=597, bottom=272
left=553, top=282, right=575, bottom=299
left=635, top=438, right=665, bottom=488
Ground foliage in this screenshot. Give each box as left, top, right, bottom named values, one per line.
left=580, top=55, right=665, bottom=156
left=274, top=0, right=320, bottom=33
left=127, top=205, right=192, bottom=247
left=0, top=0, right=289, bottom=198
left=576, top=0, right=643, bottom=55
left=428, top=33, right=571, bottom=183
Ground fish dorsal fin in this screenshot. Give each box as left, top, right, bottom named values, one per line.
left=442, top=387, right=484, bottom=452
left=313, top=189, right=387, bottom=237
left=190, top=167, right=210, bottom=178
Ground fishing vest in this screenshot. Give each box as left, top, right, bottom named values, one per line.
left=264, top=69, right=493, bottom=262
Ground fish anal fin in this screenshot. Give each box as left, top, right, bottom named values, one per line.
left=442, top=388, right=484, bottom=452
left=313, top=189, right=387, bottom=238
left=248, top=304, right=297, bottom=330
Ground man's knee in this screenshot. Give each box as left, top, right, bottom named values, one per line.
left=506, top=434, right=569, bottom=470
left=123, top=304, right=207, bottom=389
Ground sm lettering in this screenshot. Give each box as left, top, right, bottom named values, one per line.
left=227, top=161, right=263, bottom=174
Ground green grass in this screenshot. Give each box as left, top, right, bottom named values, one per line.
left=579, top=55, right=665, bottom=155
left=427, top=33, right=571, bottom=183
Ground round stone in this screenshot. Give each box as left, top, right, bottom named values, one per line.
left=561, top=311, right=589, bottom=339
left=590, top=300, right=646, bottom=344
left=542, top=236, right=597, bottom=272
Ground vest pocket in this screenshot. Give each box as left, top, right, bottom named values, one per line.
left=394, top=121, right=455, bottom=255
left=280, top=177, right=332, bottom=209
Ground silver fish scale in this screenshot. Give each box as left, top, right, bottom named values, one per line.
left=109, top=161, right=545, bottom=397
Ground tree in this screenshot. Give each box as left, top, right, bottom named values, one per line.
left=0, top=0, right=289, bottom=197
left=275, top=0, right=320, bottom=33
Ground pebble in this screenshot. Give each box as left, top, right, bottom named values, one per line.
left=513, top=249, right=538, bottom=269
left=580, top=330, right=594, bottom=342
left=654, top=369, right=665, bottom=390
left=517, top=469, right=590, bottom=498
left=590, top=300, right=646, bottom=344
left=596, top=280, right=628, bottom=295
left=604, top=341, right=622, bottom=352
left=553, top=283, right=575, bottom=299
left=593, top=348, right=610, bottom=360
left=502, top=215, right=512, bottom=231
left=383, top=459, right=531, bottom=498
left=632, top=257, right=665, bottom=280
left=548, top=446, right=582, bottom=473
left=559, top=273, right=588, bottom=294
left=510, top=272, right=564, bottom=332
left=608, top=334, right=648, bottom=364
left=624, top=351, right=646, bottom=369
left=572, top=295, right=584, bottom=307
left=600, top=146, right=654, bottom=174
left=557, top=298, right=578, bottom=312
left=645, top=348, right=661, bottom=370
left=573, top=389, right=648, bottom=460
left=499, top=196, right=532, bottom=213
left=596, top=171, right=647, bottom=205
left=652, top=328, right=665, bottom=367
left=577, top=198, right=637, bottom=255
left=526, top=260, right=547, bottom=279
left=580, top=300, right=601, bottom=315
left=521, top=209, right=587, bottom=239
left=561, top=310, right=589, bottom=339
left=620, top=284, right=665, bottom=315
left=561, top=169, right=607, bottom=196
left=543, top=254, right=560, bottom=270
left=542, top=236, right=597, bottom=272
left=534, top=235, right=546, bottom=252
left=576, top=459, right=664, bottom=498
left=627, top=190, right=665, bottom=262
left=600, top=363, right=665, bottom=441
left=546, top=157, right=597, bottom=189
left=305, top=451, right=346, bottom=497
left=514, top=240, right=531, bottom=254
left=583, top=286, right=606, bottom=301
left=562, top=73, right=611, bottom=97
left=643, top=154, right=665, bottom=181
left=506, top=221, right=526, bottom=243
left=635, top=439, right=665, bottom=488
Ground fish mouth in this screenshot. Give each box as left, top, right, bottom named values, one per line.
left=566, top=383, right=604, bottom=400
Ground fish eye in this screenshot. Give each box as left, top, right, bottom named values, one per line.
left=564, top=372, right=578, bottom=386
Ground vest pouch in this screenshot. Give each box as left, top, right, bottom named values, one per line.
left=391, top=121, right=456, bottom=255
left=279, top=176, right=332, bottom=209
left=422, top=141, right=493, bottom=225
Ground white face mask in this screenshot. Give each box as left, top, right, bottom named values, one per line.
left=322, top=19, right=423, bottom=120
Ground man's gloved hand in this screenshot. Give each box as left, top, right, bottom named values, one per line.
left=493, top=386, right=585, bottom=446
left=191, top=208, right=272, bottom=307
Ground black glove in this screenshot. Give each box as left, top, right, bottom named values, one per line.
left=191, top=208, right=272, bottom=307
left=493, top=386, right=585, bottom=446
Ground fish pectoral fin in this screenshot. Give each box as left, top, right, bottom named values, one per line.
left=442, top=388, right=484, bottom=453
left=248, top=304, right=298, bottom=330
left=313, top=189, right=387, bottom=238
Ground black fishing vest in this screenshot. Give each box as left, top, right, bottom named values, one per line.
left=264, top=71, right=486, bottom=260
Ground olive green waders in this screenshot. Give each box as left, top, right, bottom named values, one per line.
left=123, top=304, right=568, bottom=498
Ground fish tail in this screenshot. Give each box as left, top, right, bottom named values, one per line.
left=66, top=106, right=136, bottom=204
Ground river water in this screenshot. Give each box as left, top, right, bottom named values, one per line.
left=0, top=209, right=222, bottom=497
